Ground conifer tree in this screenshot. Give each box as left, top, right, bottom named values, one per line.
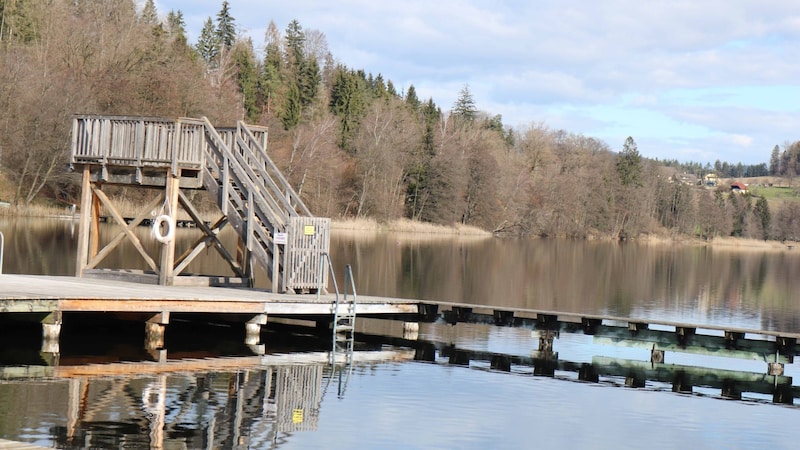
left=616, top=136, right=643, bottom=187
left=140, top=0, right=158, bottom=25
left=452, top=84, right=477, bottom=123
left=405, top=84, right=420, bottom=110
left=196, top=17, right=219, bottom=63
left=215, top=0, right=236, bottom=49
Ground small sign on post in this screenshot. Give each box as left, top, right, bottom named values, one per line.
left=274, top=232, right=287, bottom=245
left=303, top=225, right=315, bottom=236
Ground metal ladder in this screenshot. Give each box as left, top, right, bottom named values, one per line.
left=318, top=253, right=357, bottom=397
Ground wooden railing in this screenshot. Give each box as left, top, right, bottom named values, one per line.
left=70, top=115, right=206, bottom=173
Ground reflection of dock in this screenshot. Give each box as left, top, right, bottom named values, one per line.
left=0, top=349, right=414, bottom=449
left=353, top=318, right=800, bottom=406
left=4, top=275, right=800, bottom=387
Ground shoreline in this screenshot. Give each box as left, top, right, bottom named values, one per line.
left=2, top=207, right=797, bottom=251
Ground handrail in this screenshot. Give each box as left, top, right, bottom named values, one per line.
left=0, top=231, right=4, bottom=274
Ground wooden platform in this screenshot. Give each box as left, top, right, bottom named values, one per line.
left=0, top=274, right=418, bottom=317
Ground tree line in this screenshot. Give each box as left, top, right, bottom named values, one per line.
left=1, top=0, right=798, bottom=242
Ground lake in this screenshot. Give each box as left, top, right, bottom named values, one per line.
left=1, top=217, right=800, bottom=449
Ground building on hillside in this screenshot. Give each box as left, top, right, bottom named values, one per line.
left=730, top=181, right=748, bottom=193
left=704, top=173, right=719, bottom=187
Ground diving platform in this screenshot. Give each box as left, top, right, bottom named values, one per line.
left=69, top=115, right=326, bottom=292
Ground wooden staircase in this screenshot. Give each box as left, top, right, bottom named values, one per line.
left=70, top=115, right=329, bottom=292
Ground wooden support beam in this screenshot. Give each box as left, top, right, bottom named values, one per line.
left=76, top=167, right=93, bottom=277
left=92, top=188, right=159, bottom=272
left=87, top=193, right=164, bottom=270
left=159, top=170, right=181, bottom=285
left=176, top=190, right=244, bottom=278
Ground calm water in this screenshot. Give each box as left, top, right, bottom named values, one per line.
left=2, top=217, right=800, bottom=449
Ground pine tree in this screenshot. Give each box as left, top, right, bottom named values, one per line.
left=616, top=136, right=643, bottom=187
left=140, top=0, right=157, bottom=25
left=215, top=0, right=236, bottom=49
left=196, top=17, right=219, bottom=63
left=232, top=40, right=260, bottom=123
left=769, top=144, right=781, bottom=176
left=166, top=10, right=186, bottom=38
left=329, top=67, right=367, bottom=151
left=405, top=84, right=420, bottom=110
left=452, top=84, right=477, bottom=123
left=297, top=56, right=320, bottom=107
left=285, top=19, right=304, bottom=66
left=754, top=197, right=770, bottom=240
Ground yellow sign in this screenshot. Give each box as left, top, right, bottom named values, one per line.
left=292, top=408, right=304, bottom=423
left=303, top=225, right=315, bottom=236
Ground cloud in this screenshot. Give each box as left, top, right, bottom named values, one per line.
left=156, top=0, right=800, bottom=164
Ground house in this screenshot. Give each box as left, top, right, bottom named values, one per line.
left=730, top=181, right=748, bottom=193
left=704, top=173, right=719, bottom=187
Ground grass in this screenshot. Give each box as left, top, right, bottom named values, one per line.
left=749, top=185, right=797, bottom=200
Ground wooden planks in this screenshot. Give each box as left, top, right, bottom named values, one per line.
left=0, top=274, right=417, bottom=316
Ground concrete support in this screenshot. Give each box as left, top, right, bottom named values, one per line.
left=145, top=312, right=170, bottom=352
left=628, top=322, right=648, bottom=335
left=245, top=314, right=267, bottom=346
left=491, top=355, right=511, bottom=372
left=768, top=362, right=784, bottom=376
left=676, top=327, right=695, bottom=345
left=581, top=318, right=601, bottom=335
left=493, top=310, right=515, bottom=327
left=41, top=312, right=62, bottom=354
left=651, top=348, right=665, bottom=364
left=533, top=330, right=558, bottom=352
left=402, top=322, right=419, bottom=340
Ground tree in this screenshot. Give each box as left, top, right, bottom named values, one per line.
left=166, top=10, right=186, bottom=40
left=616, top=136, right=642, bottom=187
left=284, top=19, right=304, bottom=66
left=196, top=17, right=219, bottom=63
left=452, top=84, right=477, bottom=123
left=754, top=197, right=770, bottom=240
left=232, top=39, right=260, bottom=122
left=215, top=0, right=236, bottom=49
left=139, top=0, right=157, bottom=25
left=770, top=144, right=781, bottom=175
left=405, top=84, right=420, bottom=110
left=329, top=67, right=367, bottom=151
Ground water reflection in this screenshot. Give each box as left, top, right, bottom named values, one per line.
left=3, top=218, right=800, bottom=333
left=2, top=318, right=798, bottom=445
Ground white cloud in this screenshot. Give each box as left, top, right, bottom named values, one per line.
left=157, top=0, right=800, bottom=164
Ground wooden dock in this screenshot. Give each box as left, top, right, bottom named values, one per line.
left=3, top=273, right=800, bottom=368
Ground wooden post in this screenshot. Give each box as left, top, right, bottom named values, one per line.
left=75, top=167, right=93, bottom=277
left=158, top=170, right=181, bottom=285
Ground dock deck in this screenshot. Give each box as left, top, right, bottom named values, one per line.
left=2, top=273, right=800, bottom=373
left=0, top=274, right=417, bottom=317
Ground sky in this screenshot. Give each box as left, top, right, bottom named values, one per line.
left=154, top=1, right=800, bottom=165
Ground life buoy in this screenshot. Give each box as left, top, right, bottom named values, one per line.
left=153, top=214, right=175, bottom=244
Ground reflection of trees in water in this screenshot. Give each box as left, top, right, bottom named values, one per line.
left=4, top=217, right=800, bottom=330
left=331, top=233, right=800, bottom=330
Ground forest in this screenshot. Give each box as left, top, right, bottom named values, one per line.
left=1, top=0, right=799, bottom=242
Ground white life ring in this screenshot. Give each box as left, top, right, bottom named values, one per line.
left=153, top=214, right=175, bottom=244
